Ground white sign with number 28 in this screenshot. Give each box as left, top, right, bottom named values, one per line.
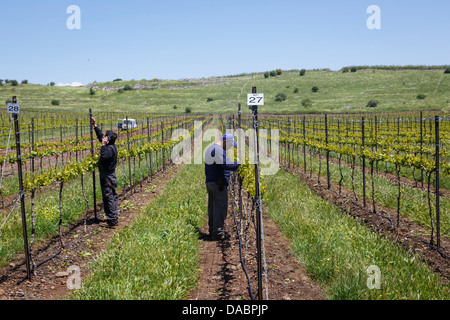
left=7, top=103, right=20, bottom=114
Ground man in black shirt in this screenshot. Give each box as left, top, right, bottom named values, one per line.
left=91, top=117, right=119, bottom=228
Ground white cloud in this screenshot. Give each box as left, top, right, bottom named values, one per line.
left=56, top=81, right=83, bottom=87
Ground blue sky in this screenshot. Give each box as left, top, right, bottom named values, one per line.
left=1, top=0, right=449, bottom=85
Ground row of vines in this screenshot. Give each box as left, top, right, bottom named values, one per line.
left=239, top=111, right=449, bottom=251
left=0, top=110, right=212, bottom=279
left=219, top=114, right=269, bottom=300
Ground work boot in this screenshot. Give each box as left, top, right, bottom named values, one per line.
left=213, top=232, right=231, bottom=241
left=99, top=221, right=118, bottom=229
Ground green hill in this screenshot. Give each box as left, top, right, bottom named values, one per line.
left=2, top=67, right=450, bottom=115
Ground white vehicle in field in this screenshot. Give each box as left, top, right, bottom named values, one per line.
left=122, top=118, right=137, bottom=130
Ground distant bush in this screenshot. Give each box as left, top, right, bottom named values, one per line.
left=117, top=89, right=124, bottom=93
left=301, top=98, right=313, bottom=108
left=264, top=72, right=269, bottom=78
left=10, top=80, right=18, bottom=86
left=21, top=80, right=28, bottom=84
left=185, top=107, right=192, bottom=113
left=123, top=85, right=133, bottom=91
left=445, top=68, right=450, bottom=74
left=299, top=69, right=306, bottom=76
left=206, top=97, right=214, bottom=102
left=51, top=100, right=60, bottom=106
left=366, top=100, right=379, bottom=108
left=351, top=67, right=357, bottom=73
left=417, top=94, right=426, bottom=100
left=49, top=82, right=55, bottom=86
left=113, top=78, right=123, bottom=82
left=269, top=71, right=277, bottom=77
left=173, top=105, right=177, bottom=109
left=89, top=87, right=95, bottom=95
left=342, top=67, right=350, bottom=73
left=311, top=86, right=319, bottom=93
left=293, top=88, right=299, bottom=94
left=276, top=69, right=282, bottom=75
left=275, top=93, right=287, bottom=102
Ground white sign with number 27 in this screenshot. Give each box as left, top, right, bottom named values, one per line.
left=247, top=93, right=264, bottom=106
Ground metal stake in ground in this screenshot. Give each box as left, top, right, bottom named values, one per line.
left=126, top=116, right=133, bottom=195
left=89, top=109, right=98, bottom=222
left=11, top=96, right=32, bottom=282
left=362, top=116, right=366, bottom=208
left=249, top=86, right=264, bottom=300
left=238, top=104, right=243, bottom=220
left=325, top=114, right=330, bottom=189
left=435, top=115, right=440, bottom=248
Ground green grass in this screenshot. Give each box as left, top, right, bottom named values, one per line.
left=2, top=68, right=450, bottom=115
left=264, top=169, right=450, bottom=300
left=68, top=162, right=207, bottom=300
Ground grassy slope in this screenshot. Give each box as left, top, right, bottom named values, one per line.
left=1, top=68, right=450, bottom=115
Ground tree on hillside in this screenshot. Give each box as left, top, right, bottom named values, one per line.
left=301, top=98, right=313, bottom=108
left=299, top=69, right=306, bottom=76
left=366, top=100, right=378, bottom=108
left=275, top=93, right=287, bottom=102
left=417, top=94, right=426, bottom=100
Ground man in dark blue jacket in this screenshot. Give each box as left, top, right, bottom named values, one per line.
left=205, top=133, right=240, bottom=240
left=91, top=117, right=119, bottom=228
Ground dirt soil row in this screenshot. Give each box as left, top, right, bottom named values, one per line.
left=188, top=185, right=325, bottom=300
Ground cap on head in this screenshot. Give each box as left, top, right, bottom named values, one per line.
left=222, top=133, right=237, bottom=147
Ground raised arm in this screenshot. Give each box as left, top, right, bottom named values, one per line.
left=91, top=117, right=103, bottom=142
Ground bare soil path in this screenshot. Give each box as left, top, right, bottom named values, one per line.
left=188, top=190, right=325, bottom=300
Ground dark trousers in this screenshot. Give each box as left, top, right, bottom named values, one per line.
left=206, top=181, right=228, bottom=236
left=100, top=173, right=118, bottom=225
